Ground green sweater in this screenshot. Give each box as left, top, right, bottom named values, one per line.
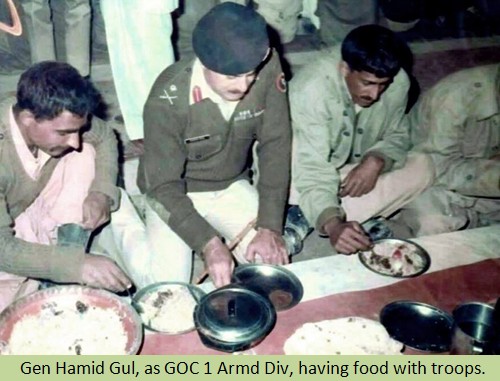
left=138, top=50, right=292, bottom=254
left=0, top=100, right=119, bottom=283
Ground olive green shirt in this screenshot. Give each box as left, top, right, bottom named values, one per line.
left=411, top=64, right=500, bottom=198
left=290, top=47, right=411, bottom=231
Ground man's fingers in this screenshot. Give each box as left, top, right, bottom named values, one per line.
left=335, top=227, right=371, bottom=254
left=209, top=266, right=232, bottom=288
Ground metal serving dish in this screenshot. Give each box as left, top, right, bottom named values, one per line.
left=133, top=281, right=205, bottom=334
left=0, top=285, right=143, bottom=355
left=231, top=264, right=303, bottom=311
left=194, top=286, right=276, bottom=353
left=359, top=238, right=431, bottom=278
left=380, top=300, right=454, bottom=352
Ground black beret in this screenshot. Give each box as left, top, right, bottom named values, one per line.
left=192, top=3, right=269, bottom=76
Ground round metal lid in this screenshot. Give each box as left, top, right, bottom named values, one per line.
left=194, top=287, right=276, bottom=343
left=380, top=300, right=454, bottom=352
left=232, top=264, right=303, bottom=311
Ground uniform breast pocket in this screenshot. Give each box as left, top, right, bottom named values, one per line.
left=233, top=118, right=259, bottom=140
left=185, top=133, right=224, bottom=161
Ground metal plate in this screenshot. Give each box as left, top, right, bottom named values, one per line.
left=0, top=285, right=143, bottom=355
left=380, top=301, right=454, bottom=352
left=359, top=238, right=431, bottom=278
left=232, top=264, right=304, bottom=311
left=133, top=282, right=205, bottom=334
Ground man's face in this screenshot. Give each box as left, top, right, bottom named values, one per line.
left=341, top=62, right=393, bottom=108
left=27, top=110, right=87, bottom=157
left=203, top=67, right=257, bottom=101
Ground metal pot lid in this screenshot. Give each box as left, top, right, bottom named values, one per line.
left=380, top=300, right=454, bottom=352
left=194, top=287, right=276, bottom=343
left=231, top=264, right=303, bottom=311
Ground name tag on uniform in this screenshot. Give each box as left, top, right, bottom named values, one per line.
left=234, top=108, right=265, bottom=122
left=184, top=134, right=210, bottom=144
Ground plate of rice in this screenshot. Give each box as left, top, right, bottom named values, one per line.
left=0, top=285, right=143, bottom=355
left=133, top=282, right=205, bottom=334
left=359, top=238, right=430, bottom=278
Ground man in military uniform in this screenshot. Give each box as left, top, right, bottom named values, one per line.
left=290, top=25, right=434, bottom=255
left=399, top=64, right=500, bottom=235
left=136, top=3, right=291, bottom=288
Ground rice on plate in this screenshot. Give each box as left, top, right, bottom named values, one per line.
left=359, top=239, right=429, bottom=277
left=0, top=286, right=142, bottom=355
left=135, top=283, right=202, bottom=334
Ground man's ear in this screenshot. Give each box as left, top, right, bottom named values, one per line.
left=17, top=109, right=37, bottom=128
left=339, top=61, right=350, bottom=78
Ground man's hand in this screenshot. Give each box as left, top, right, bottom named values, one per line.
left=340, top=154, right=385, bottom=198
left=324, top=218, right=372, bottom=255
left=81, top=254, right=132, bottom=292
left=82, top=191, right=111, bottom=230
left=245, top=228, right=289, bottom=265
left=203, top=236, right=234, bottom=288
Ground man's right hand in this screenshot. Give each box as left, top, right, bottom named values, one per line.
left=324, top=218, right=372, bottom=255
left=81, top=254, right=132, bottom=293
left=202, top=236, right=234, bottom=288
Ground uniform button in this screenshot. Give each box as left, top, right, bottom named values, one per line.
left=343, top=110, right=348, bottom=116
left=354, top=153, right=361, bottom=158
left=466, top=174, right=474, bottom=181
left=474, top=82, right=482, bottom=88
left=342, top=131, right=351, bottom=137
left=357, top=128, right=364, bottom=134
left=0, top=133, right=4, bottom=139
left=493, top=145, right=499, bottom=151
left=195, top=154, right=202, bottom=159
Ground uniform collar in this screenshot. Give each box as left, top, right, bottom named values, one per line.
left=190, top=58, right=229, bottom=106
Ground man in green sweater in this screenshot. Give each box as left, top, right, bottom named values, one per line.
left=0, top=61, right=130, bottom=312
left=137, top=3, right=292, bottom=288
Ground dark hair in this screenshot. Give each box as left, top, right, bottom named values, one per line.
left=15, top=61, right=101, bottom=120
left=341, top=24, right=406, bottom=78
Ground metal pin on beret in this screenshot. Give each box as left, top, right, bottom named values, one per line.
left=192, top=3, right=269, bottom=76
